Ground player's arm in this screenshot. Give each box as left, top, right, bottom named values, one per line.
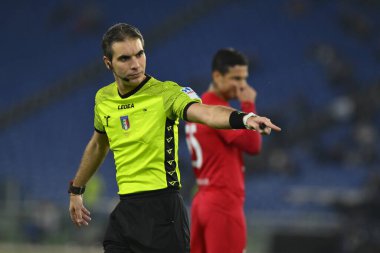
left=214, top=102, right=262, bottom=154
left=69, top=131, right=109, bottom=227
left=226, top=83, right=262, bottom=154
left=186, top=103, right=281, bottom=134
left=218, top=128, right=262, bottom=155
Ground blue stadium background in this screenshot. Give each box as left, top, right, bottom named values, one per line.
left=0, top=0, right=379, bottom=252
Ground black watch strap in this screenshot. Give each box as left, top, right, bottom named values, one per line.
left=68, top=181, right=86, bottom=195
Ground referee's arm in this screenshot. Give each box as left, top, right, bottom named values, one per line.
left=72, top=131, right=109, bottom=186
left=185, top=103, right=281, bottom=134
left=186, top=103, right=235, bottom=129
left=69, top=131, right=109, bottom=227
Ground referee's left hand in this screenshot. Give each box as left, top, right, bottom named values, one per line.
left=69, top=194, right=91, bottom=227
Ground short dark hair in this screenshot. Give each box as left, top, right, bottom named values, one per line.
left=211, top=48, right=248, bottom=75
left=102, top=23, right=144, bottom=60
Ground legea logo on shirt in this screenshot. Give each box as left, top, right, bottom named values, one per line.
left=181, top=87, right=200, bottom=99
left=120, top=115, right=130, bottom=130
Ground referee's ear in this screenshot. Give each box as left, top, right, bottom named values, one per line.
left=103, top=56, right=113, bottom=70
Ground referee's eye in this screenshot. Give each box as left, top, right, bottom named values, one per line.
left=136, top=50, right=145, bottom=58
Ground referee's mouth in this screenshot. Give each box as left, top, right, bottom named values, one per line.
left=128, top=72, right=143, bottom=79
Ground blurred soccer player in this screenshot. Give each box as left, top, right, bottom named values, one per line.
left=186, top=48, right=262, bottom=253
left=68, top=24, right=280, bottom=253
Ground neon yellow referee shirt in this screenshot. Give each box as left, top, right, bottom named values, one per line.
left=94, top=75, right=201, bottom=194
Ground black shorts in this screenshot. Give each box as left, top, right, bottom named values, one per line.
left=103, top=188, right=190, bottom=253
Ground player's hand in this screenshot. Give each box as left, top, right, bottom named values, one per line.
left=246, top=116, right=281, bottom=135
left=69, top=194, right=91, bottom=227
left=236, top=82, right=257, bottom=103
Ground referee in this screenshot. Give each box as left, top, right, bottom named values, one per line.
left=68, top=23, right=281, bottom=253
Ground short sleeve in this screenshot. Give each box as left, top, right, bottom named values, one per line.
left=94, top=93, right=105, bottom=133
left=171, top=86, right=202, bottom=120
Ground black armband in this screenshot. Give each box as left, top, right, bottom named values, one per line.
left=68, top=180, right=86, bottom=195
left=229, top=111, right=247, bottom=129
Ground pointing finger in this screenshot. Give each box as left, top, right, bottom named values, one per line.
left=266, top=122, right=281, bottom=131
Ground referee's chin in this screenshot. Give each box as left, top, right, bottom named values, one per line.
left=127, top=73, right=146, bottom=83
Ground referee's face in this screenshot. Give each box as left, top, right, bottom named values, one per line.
left=108, top=38, right=146, bottom=87
left=213, top=65, right=248, bottom=100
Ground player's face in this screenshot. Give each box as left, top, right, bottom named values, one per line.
left=107, top=38, right=146, bottom=86
left=213, top=65, right=248, bottom=100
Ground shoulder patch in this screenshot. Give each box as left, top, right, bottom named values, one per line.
left=181, top=87, right=200, bottom=99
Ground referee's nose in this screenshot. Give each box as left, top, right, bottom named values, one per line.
left=130, top=56, right=140, bottom=70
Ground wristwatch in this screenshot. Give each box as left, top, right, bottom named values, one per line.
left=68, top=181, right=86, bottom=195
left=243, top=112, right=257, bottom=130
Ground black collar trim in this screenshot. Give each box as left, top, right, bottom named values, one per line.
left=118, top=75, right=151, bottom=98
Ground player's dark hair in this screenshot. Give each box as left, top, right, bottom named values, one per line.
left=102, top=23, right=144, bottom=60
left=212, top=48, right=248, bottom=75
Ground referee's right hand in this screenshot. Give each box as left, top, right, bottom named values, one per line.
left=69, top=194, right=92, bottom=227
